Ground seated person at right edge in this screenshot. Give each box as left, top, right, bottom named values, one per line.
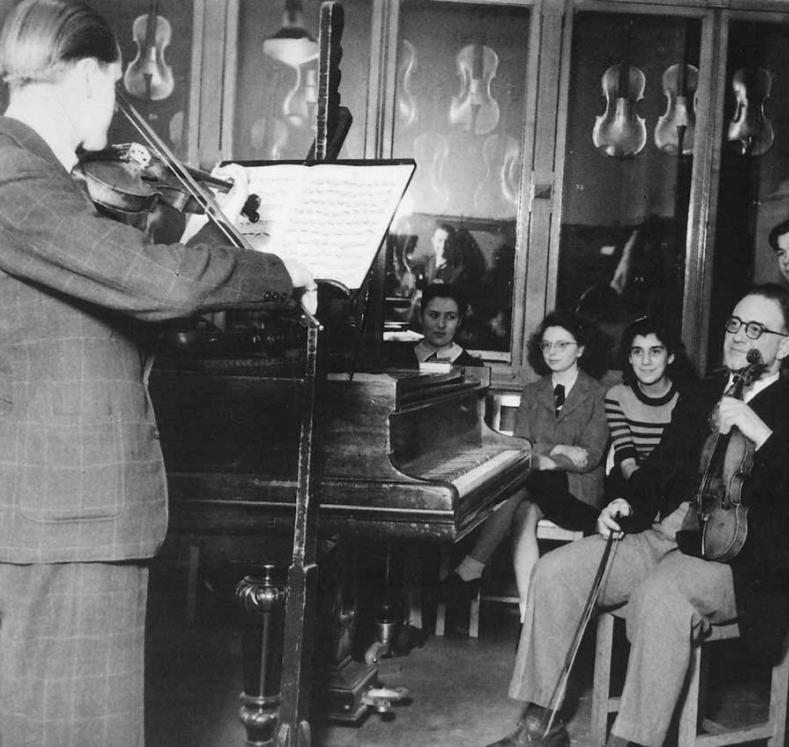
left=487, top=283, right=789, bottom=747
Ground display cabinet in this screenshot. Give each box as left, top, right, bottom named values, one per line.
left=5, top=0, right=787, bottom=384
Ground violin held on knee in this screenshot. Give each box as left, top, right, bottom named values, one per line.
left=677, top=349, right=766, bottom=562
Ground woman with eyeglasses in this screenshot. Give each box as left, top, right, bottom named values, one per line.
left=440, top=309, right=610, bottom=623
left=605, top=317, right=698, bottom=495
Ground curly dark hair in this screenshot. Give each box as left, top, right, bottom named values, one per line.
left=768, top=220, right=789, bottom=254
left=617, top=315, right=697, bottom=393
left=526, top=309, right=610, bottom=379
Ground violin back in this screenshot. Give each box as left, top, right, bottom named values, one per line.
left=702, top=503, right=749, bottom=562
left=592, top=62, right=647, bottom=158
left=123, top=9, right=175, bottom=102
left=727, top=66, right=774, bottom=156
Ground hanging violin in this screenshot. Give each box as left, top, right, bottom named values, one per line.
left=678, top=349, right=766, bottom=562
left=449, top=41, right=500, bottom=136
left=654, top=63, right=698, bottom=156
left=727, top=66, right=774, bottom=157
left=123, top=0, right=174, bottom=102
left=592, top=61, right=647, bottom=159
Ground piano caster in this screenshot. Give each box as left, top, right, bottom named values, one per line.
left=361, top=685, right=410, bottom=714
left=326, top=656, right=410, bottom=722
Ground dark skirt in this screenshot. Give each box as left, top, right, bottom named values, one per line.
left=525, top=470, right=599, bottom=534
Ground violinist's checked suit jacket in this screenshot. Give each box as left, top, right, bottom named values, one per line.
left=0, top=115, right=294, bottom=564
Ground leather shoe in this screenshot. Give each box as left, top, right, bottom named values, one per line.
left=438, top=572, right=481, bottom=602
left=484, top=707, right=569, bottom=747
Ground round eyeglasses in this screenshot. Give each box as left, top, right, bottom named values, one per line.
left=540, top=341, right=578, bottom=353
left=725, top=316, right=789, bottom=341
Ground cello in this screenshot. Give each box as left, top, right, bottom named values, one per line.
left=677, top=349, right=766, bottom=562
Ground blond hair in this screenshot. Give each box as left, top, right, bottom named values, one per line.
left=0, top=0, right=118, bottom=87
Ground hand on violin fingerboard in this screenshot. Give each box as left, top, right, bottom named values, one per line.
left=717, top=396, right=773, bottom=450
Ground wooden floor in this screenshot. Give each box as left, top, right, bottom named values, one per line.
left=144, top=569, right=776, bottom=747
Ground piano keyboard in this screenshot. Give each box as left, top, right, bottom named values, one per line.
left=414, top=448, right=527, bottom=496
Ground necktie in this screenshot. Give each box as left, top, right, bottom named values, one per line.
left=553, top=384, right=565, bottom=416
left=424, top=352, right=438, bottom=362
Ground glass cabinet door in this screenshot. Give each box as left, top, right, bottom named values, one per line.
left=386, top=1, right=532, bottom=359
left=232, top=0, right=372, bottom=162
left=104, top=0, right=195, bottom=157
left=555, top=9, right=702, bottom=357
left=707, top=15, right=789, bottom=367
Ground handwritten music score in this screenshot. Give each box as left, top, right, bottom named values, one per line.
left=231, top=159, right=415, bottom=290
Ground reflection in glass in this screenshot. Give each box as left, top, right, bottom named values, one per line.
left=386, top=1, right=531, bottom=355
left=557, top=12, right=699, bottom=353
left=709, top=19, right=789, bottom=367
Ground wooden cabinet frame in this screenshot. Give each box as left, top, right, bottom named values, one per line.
left=201, top=0, right=789, bottom=383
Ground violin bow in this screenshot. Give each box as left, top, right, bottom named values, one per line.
left=542, top=532, right=616, bottom=737
left=114, top=86, right=321, bottom=328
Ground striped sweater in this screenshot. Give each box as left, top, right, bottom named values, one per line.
left=604, top=382, right=679, bottom=467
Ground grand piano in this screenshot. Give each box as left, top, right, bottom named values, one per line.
left=146, top=2, right=531, bottom=742
left=151, top=354, right=530, bottom=543
left=148, top=311, right=531, bottom=741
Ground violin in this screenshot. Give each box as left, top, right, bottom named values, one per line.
left=727, top=66, right=774, bottom=157
left=592, top=62, right=647, bottom=158
left=123, top=0, right=174, bottom=102
left=77, top=142, right=261, bottom=223
left=678, top=349, right=766, bottom=562
left=654, top=63, right=698, bottom=156
left=449, top=42, right=500, bottom=136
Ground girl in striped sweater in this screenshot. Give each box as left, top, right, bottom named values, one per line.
left=605, top=316, right=696, bottom=492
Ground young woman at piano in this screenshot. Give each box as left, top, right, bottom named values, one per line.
left=413, top=282, right=482, bottom=366
left=605, top=315, right=697, bottom=496
left=440, top=309, right=609, bottom=620
left=0, top=1, right=314, bottom=742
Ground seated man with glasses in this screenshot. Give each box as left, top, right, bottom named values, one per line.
left=440, top=309, right=610, bottom=627
left=487, top=283, right=789, bottom=747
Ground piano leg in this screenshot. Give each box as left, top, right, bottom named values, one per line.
left=236, top=565, right=287, bottom=746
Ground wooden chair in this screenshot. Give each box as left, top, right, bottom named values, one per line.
left=434, top=519, right=583, bottom=638
left=591, top=611, right=789, bottom=746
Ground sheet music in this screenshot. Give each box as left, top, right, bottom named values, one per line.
left=233, top=160, right=415, bottom=290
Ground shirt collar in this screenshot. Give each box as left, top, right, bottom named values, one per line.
left=415, top=340, right=464, bottom=363
left=551, top=369, right=579, bottom=397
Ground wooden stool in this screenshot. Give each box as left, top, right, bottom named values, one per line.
left=591, top=611, right=789, bottom=746
left=434, top=519, right=583, bottom=638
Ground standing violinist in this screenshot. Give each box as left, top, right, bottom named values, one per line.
left=0, top=1, right=314, bottom=745
left=487, top=283, right=789, bottom=747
